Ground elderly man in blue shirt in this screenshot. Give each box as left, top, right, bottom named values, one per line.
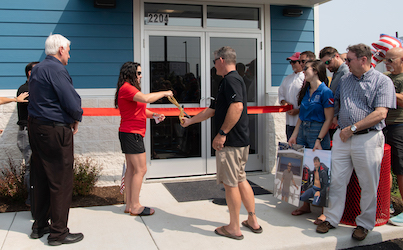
left=28, top=34, right=83, bottom=246
left=316, top=44, right=396, bottom=241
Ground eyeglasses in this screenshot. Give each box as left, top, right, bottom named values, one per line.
left=384, top=58, right=398, bottom=63
left=137, top=71, right=142, bottom=76
left=289, top=60, right=300, bottom=64
left=346, top=57, right=357, bottom=63
left=213, top=57, right=222, bottom=65
left=300, top=60, right=307, bottom=64
left=324, top=54, right=336, bottom=65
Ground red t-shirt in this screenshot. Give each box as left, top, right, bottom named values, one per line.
left=118, top=82, right=147, bottom=137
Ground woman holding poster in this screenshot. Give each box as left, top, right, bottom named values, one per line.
left=288, top=60, right=334, bottom=224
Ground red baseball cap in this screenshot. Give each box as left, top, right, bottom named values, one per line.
left=287, top=52, right=301, bottom=61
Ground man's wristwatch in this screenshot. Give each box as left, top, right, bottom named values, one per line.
left=350, top=124, right=357, bottom=133
left=218, top=129, right=228, bottom=136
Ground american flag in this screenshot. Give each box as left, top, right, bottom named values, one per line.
left=120, top=162, right=126, bottom=194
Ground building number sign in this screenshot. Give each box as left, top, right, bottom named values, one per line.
left=148, top=13, right=169, bottom=24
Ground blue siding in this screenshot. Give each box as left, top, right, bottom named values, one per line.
left=0, top=0, right=133, bottom=89
left=270, top=5, right=314, bottom=87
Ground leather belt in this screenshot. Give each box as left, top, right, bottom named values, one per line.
left=354, top=128, right=377, bottom=135
left=30, top=118, right=71, bottom=128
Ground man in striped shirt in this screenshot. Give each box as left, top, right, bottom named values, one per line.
left=316, top=44, right=396, bottom=241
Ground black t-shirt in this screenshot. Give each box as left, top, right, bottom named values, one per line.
left=210, top=71, right=249, bottom=147
left=16, top=81, right=29, bottom=127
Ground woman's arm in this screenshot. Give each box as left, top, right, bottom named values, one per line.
left=133, top=90, right=173, bottom=103
left=288, top=118, right=302, bottom=146
left=313, top=107, right=334, bottom=150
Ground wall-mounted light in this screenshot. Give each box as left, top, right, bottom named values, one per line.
left=94, top=0, right=116, bottom=9
left=283, top=8, right=303, bottom=17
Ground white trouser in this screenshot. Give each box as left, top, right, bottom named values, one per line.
left=324, top=129, right=384, bottom=230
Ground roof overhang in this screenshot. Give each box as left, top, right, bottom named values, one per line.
left=188, top=0, right=331, bottom=7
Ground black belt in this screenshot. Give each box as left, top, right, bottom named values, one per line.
left=30, top=118, right=71, bottom=128
left=354, top=128, right=377, bottom=135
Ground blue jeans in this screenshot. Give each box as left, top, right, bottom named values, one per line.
left=296, top=121, right=330, bottom=149
left=300, top=185, right=321, bottom=205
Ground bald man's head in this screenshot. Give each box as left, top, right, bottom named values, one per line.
left=385, top=47, right=403, bottom=74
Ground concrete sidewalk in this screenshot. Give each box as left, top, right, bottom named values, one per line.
left=1, top=174, right=403, bottom=250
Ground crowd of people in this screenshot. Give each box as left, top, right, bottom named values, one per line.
left=2, top=32, right=403, bottom=245
left=279, top=44, right=399, bottom=241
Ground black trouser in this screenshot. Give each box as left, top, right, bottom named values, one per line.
left=28, top=119, right=74, bottom=241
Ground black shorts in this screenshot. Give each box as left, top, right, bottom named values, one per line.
left=119, top=132, right=145, bottom=154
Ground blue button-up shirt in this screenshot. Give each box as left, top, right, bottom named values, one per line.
left=28, top=55, right=83, bottom=124
left=336, top=68, right=396, bottom=130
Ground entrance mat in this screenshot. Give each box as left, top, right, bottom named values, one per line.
left=163, top=179, right=272, bottom=204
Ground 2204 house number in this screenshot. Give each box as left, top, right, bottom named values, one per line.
left=148, top=13, right=169, bottom=24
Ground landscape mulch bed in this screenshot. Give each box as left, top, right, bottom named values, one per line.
left=0, top=186, right=124, bottom=213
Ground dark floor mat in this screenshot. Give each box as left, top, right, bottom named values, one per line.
left=163, top=179, right=271, bottom=204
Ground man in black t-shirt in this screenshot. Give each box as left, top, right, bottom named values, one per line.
left=17, top=61, right=39, bottom=207
left=182, top=46, right=262, bottom=240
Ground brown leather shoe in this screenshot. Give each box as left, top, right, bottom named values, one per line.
left=352, top=226, right=369, bottom=241
left=316, top=221, right=335, bottom=233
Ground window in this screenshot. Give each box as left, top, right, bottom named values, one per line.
left=144, top=3, right=202, bottom=27
left=207, top=5, right=260, bottom=29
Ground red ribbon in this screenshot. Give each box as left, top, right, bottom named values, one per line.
left=82, top=105, right=293, bottom=116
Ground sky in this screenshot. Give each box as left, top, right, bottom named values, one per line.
left=318, top=0, right=403, bottom=54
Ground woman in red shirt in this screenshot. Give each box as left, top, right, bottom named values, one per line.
left=115, top=62, right=172, bottom=216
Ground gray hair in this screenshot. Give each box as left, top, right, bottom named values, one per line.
left=214, top=46, right=236, bottom=65
left=45, top=34, right=71, bottom=55
left=347, top=43, right=372, bottom=64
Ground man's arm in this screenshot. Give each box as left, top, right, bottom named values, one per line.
left=339, top=107, right=388, bottom=142
left=396, top=93, right=403, bottom=107
left=212, top=102, right=243, bottom=151
left=181, top=107, right=215, bottom=127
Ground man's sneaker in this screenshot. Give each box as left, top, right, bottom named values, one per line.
left=30, top=227, right=50, bottom=239
left=316, top=221, right=335, bottom=233
left=352, top=226, right=368, bottom=241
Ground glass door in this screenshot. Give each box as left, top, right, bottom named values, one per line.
left=207, top=33, right=263, bottom=173
left=144, top=31, right=208, bottom=179
left=144, top=31, right=263, bottom=179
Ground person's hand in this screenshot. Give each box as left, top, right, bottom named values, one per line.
left=16, top=92, right=29, bottom=103
left=287, top=108, right=299, bottom=116
left=288, top=136, right=297, bottom=146
left=0, top=129, right=3, bottom=134
left=340, top=126, right=354, bottom=142
left=154, top=113, right=166, bottom=123
left=330, top=117, right=338, bottom=129
left=212, top=134, right=226, bottom=151
left=164, top=90, right=173, bottom=97
left=315, top=191, right=320, bottom=197
left=180, top=117, right=191, bottom=127
left=312, top=140, right=323, bottom=151
left=71, top=121, right=79, bottom=135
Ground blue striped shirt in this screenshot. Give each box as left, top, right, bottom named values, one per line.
left=336, top=68, right=396, bottom=130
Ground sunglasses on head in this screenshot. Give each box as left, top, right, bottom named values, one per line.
left=324, top=54, right=336, bottom=65
left=289, top=60, right=300, bottom=64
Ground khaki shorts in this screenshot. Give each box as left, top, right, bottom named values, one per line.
left=216, top=146, right=249, bottom=187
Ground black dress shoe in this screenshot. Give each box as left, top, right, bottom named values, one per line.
left=30, top=226, right=50, bottom=239
left=48, top=233, right=84, bottom=246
